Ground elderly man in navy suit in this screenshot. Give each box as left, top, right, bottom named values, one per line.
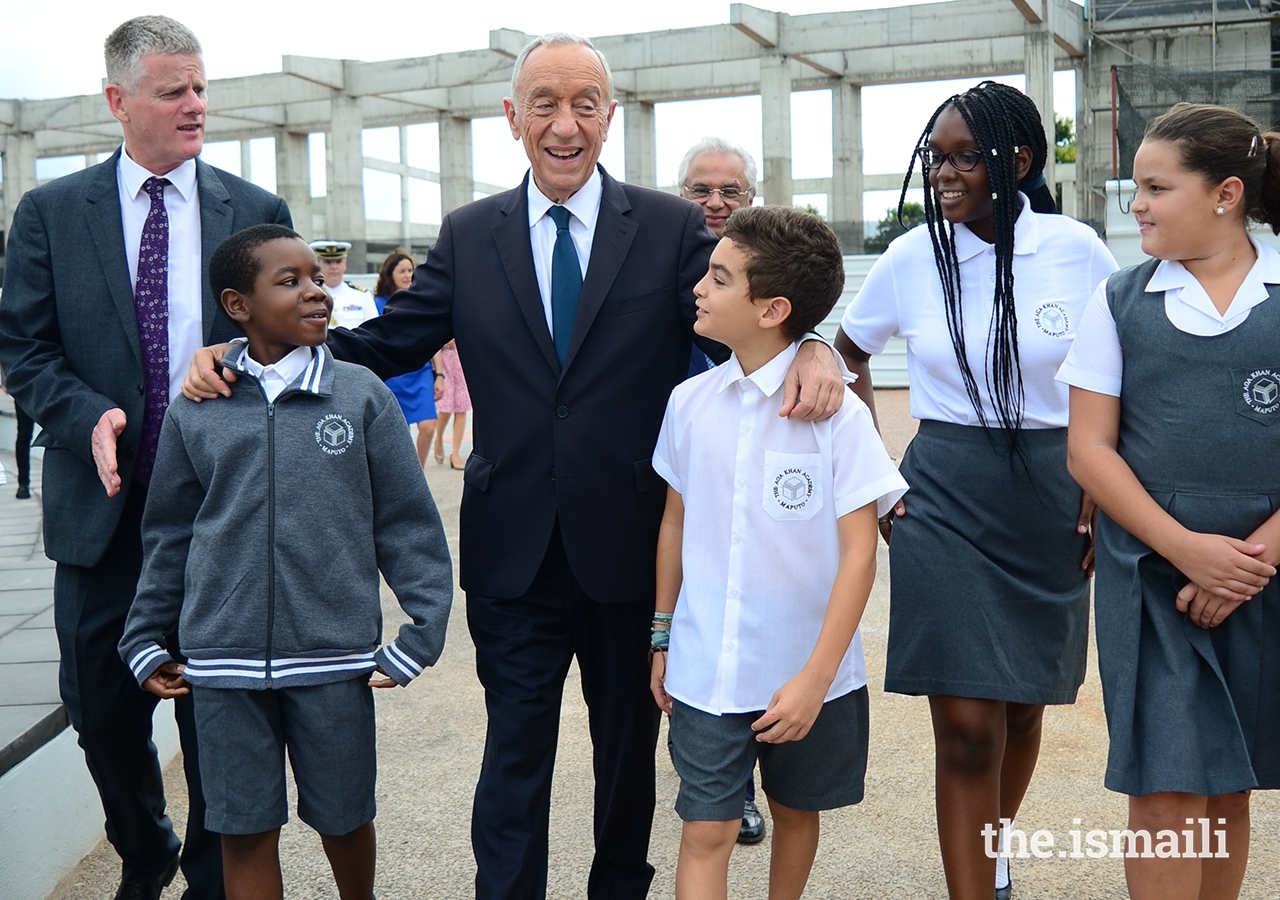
left=0, top=17, right=290, bottom=900
left=185, top=33, right=845, bottom=899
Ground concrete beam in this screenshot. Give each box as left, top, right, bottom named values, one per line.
left=275, top=129, right=312, bottom=240
left=1024, top=28, right=1056, bottom=191
left=1010, top=0, right=1044, bottom=23
left=831, top=80, right=864, bottom=252
left=327, top=85, right=366, bottom=269
left=624, top=101, right=657, bottom=187
left=731, top=4, right=780, bottom=47
left=490, top=29, right=533, bottom=60
left=760, top=54, right=792, bottom=206
left=439, top=115, right=474, bottom=216
left=281, top=56, right=345, bottom=90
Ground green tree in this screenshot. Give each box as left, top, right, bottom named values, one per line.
left=864, top=202, right=925, bottom=254
left=1055, top=114, right=1076, bottom=164
left=800, top=203, right=824, bottom=220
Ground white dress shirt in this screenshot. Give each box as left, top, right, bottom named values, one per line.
left=526, top=169, right=601, bottom=332
left=240, top=345, right=314, bottom=404
left=1057, top=237, right=1280, bottom=397
left=841, top=198, right=1118, bottom=428
left=327, top=282, right=381, bottom=330
left=117, top=149, right=202, bottom=403
left=652, top=342, right=908, bottom=715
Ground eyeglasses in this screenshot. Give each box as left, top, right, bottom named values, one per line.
left=681, top=185, right=750, bottom=201
left=915, top=147, right=985, bottom=172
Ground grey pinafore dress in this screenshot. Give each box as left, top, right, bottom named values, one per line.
left=884, top=423, right=1091, bottom=704
left=1095, top=260, right=1280, bottom=797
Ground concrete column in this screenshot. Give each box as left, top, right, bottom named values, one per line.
left=830, top=81, right=864, bottom=253
left=239, top=140, right=252, bottom=183
left=623, top=100, right=656, bottom=187
left=328, top=91, right=367, bottom=271
left=439, top=115, right=474, bottom=217
left=1, top=133, right=37, bottom=239
left=1024, top=28, right=1056, bottom=194
left=399, top=126, right=412, bottom=250
left=760, top=55, right=793, bottom=207
left=274, top=129, right=312, bottom=239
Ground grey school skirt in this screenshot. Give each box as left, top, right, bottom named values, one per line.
left=884, top=420, right=1090, bottom=705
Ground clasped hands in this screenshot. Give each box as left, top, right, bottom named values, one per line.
left=1169, top=530, right=1275, bottom=630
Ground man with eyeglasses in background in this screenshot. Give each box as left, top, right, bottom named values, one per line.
left=672, top=137, right=769, bottom=845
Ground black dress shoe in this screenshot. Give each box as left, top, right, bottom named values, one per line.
left=15, top=485, right=30, bottom=499
left=113, top=856, right=179, bottom=900
left=737, top=799, right=766, bottom=845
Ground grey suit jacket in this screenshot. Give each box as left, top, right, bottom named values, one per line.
left=0, top=148, right=291, bottom=566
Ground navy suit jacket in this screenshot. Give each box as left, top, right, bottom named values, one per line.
left=327, top=166, right=725, bottom=604
left=0, top=149, right=291, bottom=566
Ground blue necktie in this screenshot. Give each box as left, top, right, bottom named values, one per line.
left=547, top=205, right=582, bottom=366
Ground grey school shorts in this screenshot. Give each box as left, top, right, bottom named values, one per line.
left=669, top=686, right=869, bottom=821
left=192, top=678, right=377, bottom=835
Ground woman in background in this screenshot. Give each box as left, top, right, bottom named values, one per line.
left=432, top=340, right=470, bottom=470
left=374, top=249, right=438, bottom=467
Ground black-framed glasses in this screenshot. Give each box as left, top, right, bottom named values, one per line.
left=915, top=147, right=985, bottom=172
left=681, top=184, right=749, bottom=201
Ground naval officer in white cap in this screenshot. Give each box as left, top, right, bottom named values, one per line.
left=311, top=239, right=379, bottom=329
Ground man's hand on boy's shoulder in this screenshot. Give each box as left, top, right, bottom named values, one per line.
left=751, top=668, right=829, bottom=744
left=182, top=342, right=240, bottom=401
left=369, top=667, right=400, bottom=689
left=141, top=662, right=189, bottom=699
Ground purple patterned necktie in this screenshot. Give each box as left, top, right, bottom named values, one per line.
left=133, top=176, right=171, bottom=487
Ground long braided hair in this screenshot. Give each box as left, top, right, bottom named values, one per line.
left=896, top=81, right=1056, bottom=441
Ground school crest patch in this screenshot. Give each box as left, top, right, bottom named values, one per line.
left=315, top=414, right=354, bottom=455
left=1033, top=302, right=1069, bottom=337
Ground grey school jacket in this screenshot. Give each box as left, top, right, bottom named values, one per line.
left=119, top=342, right=452, bottom=689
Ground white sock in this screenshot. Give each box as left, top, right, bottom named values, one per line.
left=995, top=820, right=1012, bottom=889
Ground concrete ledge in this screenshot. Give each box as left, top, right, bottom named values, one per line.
left=0, top=704, right=67, bottom=778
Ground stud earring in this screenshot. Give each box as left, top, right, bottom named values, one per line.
left=1216, top=206, right=1225, bottom=215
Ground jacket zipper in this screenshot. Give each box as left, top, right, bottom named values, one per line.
left=265, top=402, right=276, bottom=688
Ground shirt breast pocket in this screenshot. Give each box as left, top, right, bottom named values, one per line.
left=762, top=451, right=824, bottom=521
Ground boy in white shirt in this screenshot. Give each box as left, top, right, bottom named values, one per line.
left=649, top=206, right=907, bottom=898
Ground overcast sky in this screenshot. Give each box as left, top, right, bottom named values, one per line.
left=0, top=0, right=1081, bottom=224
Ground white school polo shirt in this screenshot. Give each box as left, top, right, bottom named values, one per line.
left=840, top=197, right=1117, bottom=428
left=651, top=342, right=908, bottom=715
left=1057, top=238, right=1280, bottom=397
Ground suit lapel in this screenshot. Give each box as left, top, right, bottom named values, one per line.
left=493, top=176, right=561, bottom=375
left=85, top=149, right=142, bottom=365
left=562, top=168, right=636, bottom=374
left=196, top=160, right=234, bottom=343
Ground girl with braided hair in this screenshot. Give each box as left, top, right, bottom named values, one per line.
left=836, top=81, right=1116, bottom=899
left=1061, top=103, right=1280, bottom=899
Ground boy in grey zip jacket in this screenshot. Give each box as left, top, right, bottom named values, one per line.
left=119, top=224, right=451, bottom=898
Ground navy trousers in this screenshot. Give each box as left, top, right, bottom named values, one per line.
left=53, top=487, right=223, bottom=899
left=467, top=523, right=661, bottom=900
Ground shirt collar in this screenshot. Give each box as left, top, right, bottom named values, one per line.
left=718, top=341, right=798, bottom=398
left=118, top=148, right=197, bottom=202
left=951, top=192, right=1038, bottom=262
left=1146, top=235, right=1280, bottom=294
left=526, top=167, right=603, bottom=234
left=236, top=345, right=316, bottom=388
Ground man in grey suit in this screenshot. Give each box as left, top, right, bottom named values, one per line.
left=0, top=17, right=290, bottom=900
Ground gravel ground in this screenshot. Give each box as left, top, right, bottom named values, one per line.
left=48, top=394, right=1280, bottom=899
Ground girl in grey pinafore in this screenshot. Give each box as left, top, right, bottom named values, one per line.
left=1095, top=260, right=1280, bottom=797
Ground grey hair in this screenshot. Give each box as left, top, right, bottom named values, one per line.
left=104, top=16, right=202, bottom=93
left=509, top=33, right=613, bottom=105
left=678, top=137, right=758, bottom=190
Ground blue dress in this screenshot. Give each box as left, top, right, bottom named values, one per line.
left=374, top=295, right=437, bottom=424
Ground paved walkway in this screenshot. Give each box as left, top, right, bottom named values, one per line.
left=0, top=395, right=59, bottom=781
left=40, top=396, right=1280, bottom=898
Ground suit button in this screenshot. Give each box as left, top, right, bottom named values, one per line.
left=556, top=406, right=569, bottom=419
left=550, top=469, right=557, bottom=481
left=137, top=384, right=145, bottom=396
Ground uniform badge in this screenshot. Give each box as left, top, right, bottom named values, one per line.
left=315, top=414, right=355, bottom=455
